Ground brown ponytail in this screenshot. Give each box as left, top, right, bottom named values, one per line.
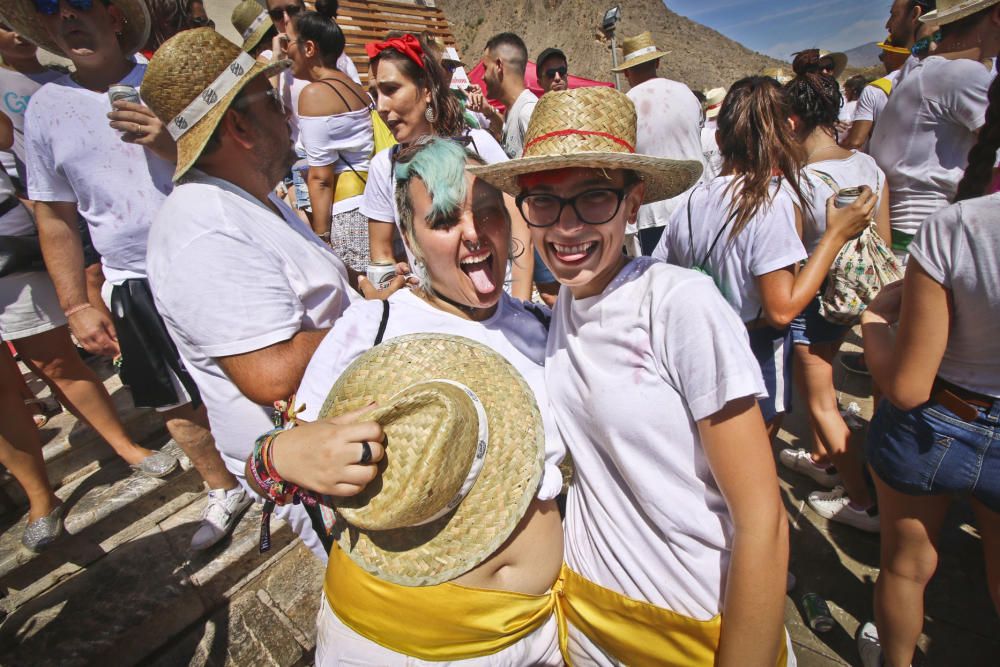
left=955, top=75, right=1000, bottom=202
left=716, top=76, right=808, bottom=236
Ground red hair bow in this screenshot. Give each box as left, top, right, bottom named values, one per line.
left=366, top=34, right=425, bottom=70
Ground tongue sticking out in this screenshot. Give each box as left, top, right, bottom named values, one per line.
left=464, top=260, right=496, bottom=293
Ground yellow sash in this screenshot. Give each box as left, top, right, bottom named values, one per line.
left=324, top=543, right=556, bottom=661
left=555, top=565, right=789, bottom=667
left=868, top=77, right=893, bottom=97
left=333, top=169, right=367, bottom=203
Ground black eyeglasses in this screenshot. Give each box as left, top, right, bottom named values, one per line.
left=515, top=186, right=634, bottom=227
left=234, top=87, right=284, bottom=114
left=267, top=4, right=302, bottom=21
left=543, top=66, right=568, bottom=79
left=34, top=0, right=92, bottom=15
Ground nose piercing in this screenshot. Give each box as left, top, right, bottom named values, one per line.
left=464, top=240, right=483, bottom=252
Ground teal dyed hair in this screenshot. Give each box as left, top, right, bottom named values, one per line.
left=393, top=137, right=472, bottom=228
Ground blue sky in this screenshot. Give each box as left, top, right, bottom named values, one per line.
left=663, top=0, right=891, bottom=60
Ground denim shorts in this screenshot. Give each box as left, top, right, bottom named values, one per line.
left=789, top=297, right=851, bottom=346
left=866, top=396, right=1000, bottom=511
left=747, top=324, right=792, bottom=423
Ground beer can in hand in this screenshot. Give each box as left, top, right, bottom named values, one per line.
left=801, top=592, right=835, bottom=633
left=366, top=262, right=396, bottom=290
left=108, top=84, right=141, bottom=106
left=834, top=187, right=863, bottom=209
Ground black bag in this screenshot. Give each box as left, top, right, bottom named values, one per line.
left=0, top=233, right=45, bottom=278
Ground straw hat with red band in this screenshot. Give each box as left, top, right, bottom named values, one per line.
left=703, top=87, right=726, bottom=120
left=469, top=86, right=703, bottom=204
left=0, top=0, right=150, bottom=57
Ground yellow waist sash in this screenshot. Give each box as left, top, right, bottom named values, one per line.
left=324, top=543, right=557, bottom=661
left=333, top=169, right=366, bottom=203
left=555, top=565, right=789, bottom=667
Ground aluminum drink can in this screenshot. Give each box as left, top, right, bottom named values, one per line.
left=366, top=262, right=396, bottom=290
left=108, top=84, right=141, bottom=106
left=801, top=592, right=835, bottom=633
left=834, top=187, right=863, bottom=208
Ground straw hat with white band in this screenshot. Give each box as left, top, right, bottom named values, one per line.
left=0, top=0, right=150, bottom=57
left=141, top=28, right=289, bottom=181
left=318, top=333, right=545, bottom=587
left=231, top=0, right=274, bottom=54
left=611, top=31, right=670, bottom=72
left=469, top=86, right=702, bottom=203
left=921, top=0, right=1000, bottom=24
left=703, top=87, right=727, bottom=120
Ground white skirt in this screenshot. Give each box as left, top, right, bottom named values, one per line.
left=315, top=594, right=562, bottom=666
left=0, top=270, right=66, bottom=340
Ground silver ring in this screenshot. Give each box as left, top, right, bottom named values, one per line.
left=359, top=441, right=372, bottom=465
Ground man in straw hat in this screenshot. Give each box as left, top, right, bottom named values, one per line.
left=842, top=37, right=911, bottom=152
left=469, top=85, right=793, bottom=666
left=701, top=86, right=726, bottom=179
left=612, top=31, right=705, bottom=255
left=141, top=27, right=397, bottom=560
left=231, top=0, right=276, bottom=58
left=5, top=0, right=251, bottom=550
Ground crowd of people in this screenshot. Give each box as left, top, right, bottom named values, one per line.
left=0, top=0, right=997, bottom=665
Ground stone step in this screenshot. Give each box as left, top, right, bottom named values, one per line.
left=0, top=477, right=295, bottom=666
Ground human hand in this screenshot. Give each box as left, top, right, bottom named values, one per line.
left=862, top=279, right=904, bottom=325
left=272, top=33, right=289, bottom=60
left=108, top=101, right=178, bottom=162
left=68, top=306, right=120, bottom=357
left=358, top=273, right=407, bottom=299
left=824, top=185, right=876, bottom=243
left=465, top=85, right=489, bottom=114
left=270, top=407, right=385, bottom=497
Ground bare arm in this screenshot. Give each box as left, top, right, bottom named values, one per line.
left=875, top=181, right=892, bottom=246
left=35, top=201, right=120, bottom=356
left=756, top=189, right=875, bottom=328
left=504, top=193, right=534, bottom=300
left=216, top=328, right=330, bottom=405
left=841, top=118, right=873, bottom=151
left=306, top=164, right=336, bottom=238
left=368, top=218, right=398, bottom=264
left=0, top=111, right=12, bottom=151
left=698, top=396, right=788, bottom=667
left=861, top=261, right=949, bottom=410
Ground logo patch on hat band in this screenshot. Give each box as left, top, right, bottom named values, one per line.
left=167, top=51, right=257, bottom=141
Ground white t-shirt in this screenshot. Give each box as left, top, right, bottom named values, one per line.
left=296, top=288, right=565, bottom=500
left=547, top=258, right=764, bottom=621
left=869, top=56, right=991, bottom=238
left=909, top=192, right=1000, bottom=398
left=700, top=118, right=722, bottom=181
left=501, top=88, right=538, bottom=159
left=654, top=175, right=806, bottom=322
left=839, top=99, right=857, bottom=125
left=0, top=66, right=64, bottom=174
left=801, top=151, right=886, bottom=253
left=24, top=63, right=174, bottom=284
left=298, top=107, right=374, bottom=214
left=145, top=171, right=356, bottom=477
left=852, top=70, right=901, bottom=125
left=627, top=77, right=706, bottom=231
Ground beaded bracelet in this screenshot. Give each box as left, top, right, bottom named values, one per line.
left=252, top=425, right=322, bottom=552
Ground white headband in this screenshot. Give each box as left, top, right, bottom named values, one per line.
left=168, top=51, right=257, bottom=140
left=624, top=45, right=659, bottom=61
left=242, top=10, right=268, bottom=41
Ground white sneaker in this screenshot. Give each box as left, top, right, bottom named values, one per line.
left=190, top=487, right=254, bottom=551
left=808, top=486, right=880, bottom=533
left=856, top=621, right=882, bottom=667
left=779, top=448, right=842, bottom=488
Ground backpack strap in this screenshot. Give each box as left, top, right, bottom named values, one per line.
left=523, top=302, right=551, bottom=331
left=808, top=168, right=840, bottom=194
left=374, top=300, right=390, bottom=345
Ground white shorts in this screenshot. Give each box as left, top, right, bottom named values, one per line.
left=0, top=270, right=66, bottom=340
left=315, top=595, right=562, bottom=666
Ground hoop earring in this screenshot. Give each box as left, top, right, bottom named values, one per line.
left=424, top=105, right=437, bottom=124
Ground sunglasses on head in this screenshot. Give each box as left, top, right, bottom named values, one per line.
left=33, top=0, right=94, bottom=15
left=543, top=65, right=568, bottom=79
left=267, top=4, right=302, bottom=21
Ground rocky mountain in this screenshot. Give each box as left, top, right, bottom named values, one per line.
left=842, top=41, right=882, bottom=69
left=435, top=0, right=788, bottom=92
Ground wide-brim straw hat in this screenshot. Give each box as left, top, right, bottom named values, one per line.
left=921, top=0, right=1000, bottom=24
left=319, top=333, right=545, bottom=587
left=142, top=28, right=289, bottom=181
left=703, top=86, right=726, bottom=119
left=0, top=0, right=150, bottom=57
left=611, top=31, right=670, bottom=72
left=231, top=0, right=274, bottom=53
left=819, top=50, right=848, bottom=79
left=761, top=66, right=793, bottom=84
left=469, top=86, right=703, bottom=204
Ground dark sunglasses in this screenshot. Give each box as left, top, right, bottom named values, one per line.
left=543, top=66, right=568, bottom=79
left=33, top=0, right=93, bottom=15
left=267, top=4, right=302, bottom=21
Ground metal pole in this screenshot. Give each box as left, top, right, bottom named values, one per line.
left=610, top=34, right=621, bottom=90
